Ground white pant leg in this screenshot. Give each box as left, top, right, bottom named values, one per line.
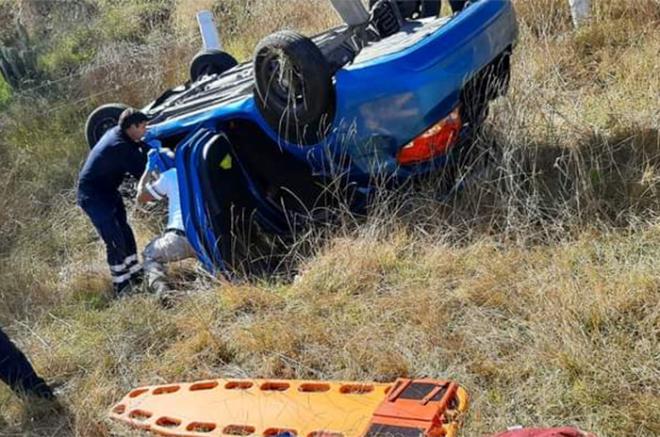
left=143, top=232, right=195, bottom=289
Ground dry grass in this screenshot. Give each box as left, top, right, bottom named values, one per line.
left=1, top=228, right=658, bottom=436
left=0, top=0, right=659, bottom=436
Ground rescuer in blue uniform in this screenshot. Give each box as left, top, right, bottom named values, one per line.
left=0, top=326, right=54, bottom=399
left=77, top=108, right=148, bottom=295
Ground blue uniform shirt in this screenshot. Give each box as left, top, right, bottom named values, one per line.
left=77, top=126, right=147, bottom=205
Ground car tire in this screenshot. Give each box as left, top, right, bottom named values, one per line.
left=396, top=0, right=419, bottom=18
left=190, top=49, right=238, bottom=82
left=449, top=0, right=467, bottom=13
left=253, top=30, right=333, bottom=144
left=85, top=103, right=128, bottom=148
left=369, top=0, right=418, bottom=19
left=419, top=1, right=441, bottom=18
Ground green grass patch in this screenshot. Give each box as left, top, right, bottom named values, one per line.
left=0, top=75, right=10, bottom=107
left=38, top=29, right=97, bottom=75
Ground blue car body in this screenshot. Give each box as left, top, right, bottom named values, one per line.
left=141, top=0, right=518, bottom=272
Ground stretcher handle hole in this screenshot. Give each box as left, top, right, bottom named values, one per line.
left=153, top=385, right=180, bottom=395
left=260, top=382, right=290, bottom=391
left=156, top=417, right=182, bottom=428
left=263, top=428, right=297, bottom=436
left=187, top=422, right=217, bottom=433
left=129, top=388, right=149, bottom=398
left=128, top=410, right=152, bottom=421
left=308, top=431, right=344, bottom=437
left=339, top=384, right=373, bottom=394
left=299, top=383, right=330, bottom=393
left=190, top=381, right=219, bottom=391
left=448, top=394, right=459, bottom=409
left=112, top=404, right=126, bottom=415
left=225, top=381, right=254, bottom=390
left=224, top=425, right=256, bottom=435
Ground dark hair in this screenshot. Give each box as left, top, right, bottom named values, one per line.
left=118, top=108, right=149, bottom=131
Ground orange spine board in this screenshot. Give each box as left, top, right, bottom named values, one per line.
left=109, top=378, right=469, bottom=437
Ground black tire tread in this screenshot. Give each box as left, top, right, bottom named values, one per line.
left=253, top=30, right=333, bottom=144
left=420, top=1, right=441, bottom=18
left=190, top=49, right=238, bottom=82
left=85, top=103, right=127, bottom=148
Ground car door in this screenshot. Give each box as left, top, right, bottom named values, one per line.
left=176, top=128, right=218, bottom=272
left=176, top=127, right=290, bottom=275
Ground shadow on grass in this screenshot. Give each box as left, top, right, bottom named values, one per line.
left=204, top=124, right=659, bottom=283
left=399, top=125, right=660, bottom=236
left=0, top=396, right=74, bottom=436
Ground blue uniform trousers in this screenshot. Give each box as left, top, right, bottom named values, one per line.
left=0, top=327, right=54, bottom=399
left=80, top=196, right=142, bottom=292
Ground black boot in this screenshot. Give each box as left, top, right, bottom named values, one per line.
left=0, top=327, right=55, bottom=400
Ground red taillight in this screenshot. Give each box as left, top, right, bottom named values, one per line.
left=396, top=108, right=462, bottom=166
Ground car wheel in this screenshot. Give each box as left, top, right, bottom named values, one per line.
left=190, top=49, right=238, bottom=82
left=419, top=1, right=441, bottom=18
left=253, top=30, right=333, bottom=144
left=396, top=0, right=419, bottom=18
left=85, top=103, right=128, bottom=148
left=369, top=0, right=418, bottom=19
left=449, top=0, right=467, bottom=12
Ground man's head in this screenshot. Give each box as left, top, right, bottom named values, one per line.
left=118, top=108, right=149, bottom=142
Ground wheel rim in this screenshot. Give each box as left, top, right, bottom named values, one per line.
left=259, top=49, right=307, bottom=112
left=93, top=116, right=118, bottom=143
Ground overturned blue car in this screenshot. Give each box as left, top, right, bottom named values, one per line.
left=85, top=0, right=518, bottom=274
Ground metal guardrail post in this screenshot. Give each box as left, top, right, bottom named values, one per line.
left=568, top=0, right=591, bottom=28
left=329, top=0, right=370, bottom=26
left=196, top=11, right=222, bottom=51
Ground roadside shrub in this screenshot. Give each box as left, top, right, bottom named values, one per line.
left=0, top=75, right=10, bottom=107
left=38, top=29, right=97, bottom=76
left=0, top=0, right=16, bottom=44
left=99, top=0, right=175, bottom=42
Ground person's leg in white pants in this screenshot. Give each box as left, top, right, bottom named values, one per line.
left=143, top=231, right=196, bottom=296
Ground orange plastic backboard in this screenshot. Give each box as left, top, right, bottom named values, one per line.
left=109, top=378, right=469, bottom=437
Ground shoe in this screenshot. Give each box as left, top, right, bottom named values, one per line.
left=23, top=395, right=65, bottom=422
left=146, top=278, right=174, bottom=308
left=113, top=281, right=140, bottom=298
left=130, top=269, right=145, bottom=286
left=113, top=270, right=147, bottom=298
left=28, top=384, right=55, bottom=401
left=157, top=291, right=178, bottom=309
left=156, top=288, right=183, bottom=309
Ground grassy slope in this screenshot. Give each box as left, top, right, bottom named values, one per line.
left=0, top=0, right=658, bottom=436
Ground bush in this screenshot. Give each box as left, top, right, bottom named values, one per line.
left=0, top=74, right=10, bottom=107
left=99, top=0, right=174, bottom=43
left=0, top=0, right=16, bottom=45
left=38, top=29, right=97, bottom=76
